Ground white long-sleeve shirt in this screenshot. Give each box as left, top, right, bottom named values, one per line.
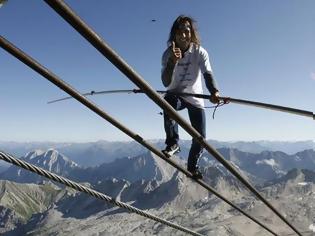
left=161, top=43, right=213, bottom=108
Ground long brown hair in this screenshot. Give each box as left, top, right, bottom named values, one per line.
left=167, top=15, right=201, bottom=47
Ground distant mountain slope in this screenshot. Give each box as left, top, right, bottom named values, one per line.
left=0, top=140, right=147, bottom=167
left=70, top=151, right=176, bottom=184
left=208, top=140, right=315, bottom=154
left=264, top=168, right=315, bottom=187
left=1, top=140, right=314, bottom=168
left=0, top=149, right=80, bottom=184
left=201, top=148, right=315, bottom=182
left=0, top=180, right=62, bottom=234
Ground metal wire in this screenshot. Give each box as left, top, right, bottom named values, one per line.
left=48, top=89, right=315, bottom=121
left=0, top=151, right=203, bottom=236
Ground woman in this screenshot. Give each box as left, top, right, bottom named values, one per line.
left=161, top=15, right=220, bottom=179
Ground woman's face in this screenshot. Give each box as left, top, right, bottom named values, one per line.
left=175, top=21, right=191, bottom=51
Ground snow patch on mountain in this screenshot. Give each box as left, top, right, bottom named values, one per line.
left=25, top=149, right=45, bottom=160
left=256, top=158, right=277, bottom=167
left=294, top=155, right=302, bottom=161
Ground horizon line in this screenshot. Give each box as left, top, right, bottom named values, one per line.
left=0, top=139, right=314, bottom=144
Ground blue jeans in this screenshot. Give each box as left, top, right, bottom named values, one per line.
left=163, top=94, right=206, bottom=171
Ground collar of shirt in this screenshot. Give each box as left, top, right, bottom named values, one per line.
left=181, top=43, right=194, bottom=58
left=187, top=43, right=194, bottom=53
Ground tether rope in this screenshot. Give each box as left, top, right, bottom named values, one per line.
left=0, top=151, right=203, bottom=236
left=47, top=89, right=315, bottom=121
left=47, top=89, right=228, bottom=119
left=0, top=36, right=278, bottom=236
left=41, top=1, right=302, bottom=235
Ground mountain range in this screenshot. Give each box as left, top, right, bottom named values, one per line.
left=1, top=143, right=315, bottom=235
left=1, top=139, right=314, bottom=168
left=2, top=146, right=315, bottom=186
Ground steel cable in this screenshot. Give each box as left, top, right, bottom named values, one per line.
left=0, top=151, right=204, bottom=236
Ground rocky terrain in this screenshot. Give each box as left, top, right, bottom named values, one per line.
left=0, top=142, right=315, bottom=235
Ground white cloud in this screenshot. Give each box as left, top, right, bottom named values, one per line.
left=311, top=72, right=315, bottom=81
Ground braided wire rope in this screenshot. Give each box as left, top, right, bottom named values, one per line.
left=0, top=151, right=203, bottom=236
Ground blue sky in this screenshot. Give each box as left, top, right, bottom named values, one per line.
left=1, top=0, right=314, bottom=142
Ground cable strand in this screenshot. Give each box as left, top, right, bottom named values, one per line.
left=0, top=151, right=203, bottom=236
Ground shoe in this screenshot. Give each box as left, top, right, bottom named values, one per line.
left=162, top=144, right=180, bottom=157
left=188, top=168, right=203, bottom=179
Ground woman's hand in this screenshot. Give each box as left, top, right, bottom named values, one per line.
left=170, top=41, right=182, bottom=63
left=210, top=91, right=220, bottom=104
